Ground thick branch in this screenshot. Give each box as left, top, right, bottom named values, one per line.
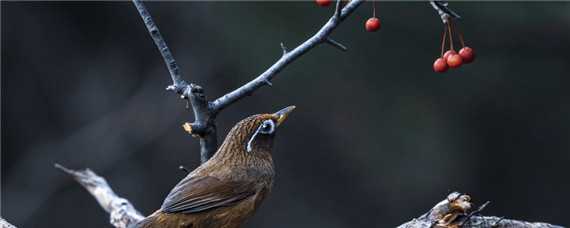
left=54, top=164, right=144, bottom=228
left=397, top=192, right=563, bottom=228
left=0, top=218, right=17, bottom=228
left=210, top=0, right=363, bottom=113
left=56, top=164, right=565, bottom=228
left=429, top=1, right=461, bottom=24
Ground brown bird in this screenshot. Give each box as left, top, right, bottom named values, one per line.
left=131, top=106, right=295, bottom=228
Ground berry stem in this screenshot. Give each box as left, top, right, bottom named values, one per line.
left=372, top=0, right=376, bottom=18
left=440, top=25, right=447, bottom=57
left=447, top=19, right=454, bottom=51
left=458, top=30, right=466, bottom=48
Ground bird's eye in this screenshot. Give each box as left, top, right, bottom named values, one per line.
left=246, top=119, right=276, bottom=152
left=259, top=120, right=275, bottom=134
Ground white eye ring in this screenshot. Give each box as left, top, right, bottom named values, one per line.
left=246, top=119, right=276, bottom=152
left=259, top=120, right=275, bottom=134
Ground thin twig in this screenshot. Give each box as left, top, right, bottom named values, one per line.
left=132, top=0, right=185, bottom=92
left=210, top=0, right=363, bottom=112
left=280, top=42, right=288, bottom=55
left=334, top=0, right=343, bottom=18
left=325, top=37, right=348, bottom=52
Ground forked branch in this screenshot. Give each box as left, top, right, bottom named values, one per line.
left=429, top=1, right=461, bottom=24
left=55, top=1, right=364, bottom=226
left=210, top=0, right=361, bottom=112
left=132, top=0, right=363, bottom=163
left=132, top=0, right=215, bottom=164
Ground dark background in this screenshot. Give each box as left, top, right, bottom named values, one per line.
left=2, top=1, right=570, bottom=227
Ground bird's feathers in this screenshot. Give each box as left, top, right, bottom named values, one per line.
left=161, top=175, right=256, bottom=214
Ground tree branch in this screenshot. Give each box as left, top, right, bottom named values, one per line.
left=54, top=164, right=144, bottom=228
left=133, top=0, right=363, bottom=163
left=429, top=1, right=461, bottom=24
left=397, top=192, right=564, bottom=228
left=132, top=0, right=184, bottom=91
left=132, top=0, right=216, bottom=163
left=53, top=2, right=563, bottom=228
left=0, top=218, right=17, bottom=228
left=54, top=165, right=566, bottom=228
left=210, top=0, right=362, bottom=113
left=53, top=2, right=367, bottom=227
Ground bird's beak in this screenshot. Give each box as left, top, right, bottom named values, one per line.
left=273, top=106, right=296, bottom=126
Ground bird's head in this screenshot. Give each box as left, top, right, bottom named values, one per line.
left=217, top=106, right=295, bottom=158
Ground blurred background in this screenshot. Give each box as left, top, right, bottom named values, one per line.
left=2, top=1, right=570, bottom=227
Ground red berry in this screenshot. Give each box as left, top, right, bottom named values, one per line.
left=365, top=17, right=381, bottom=32
left=447, top=54, right=463, bottom=68
left=443, top=50, right=457, bottom=61
left=433, top=58, right=448, bottom=73
left=459, top=46, right=475, bottom=63
left=315, top=0, right=332, bottom=7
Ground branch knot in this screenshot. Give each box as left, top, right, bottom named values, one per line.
left=182, top=122, right=206, bottom=137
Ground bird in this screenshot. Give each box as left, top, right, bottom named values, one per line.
left=131, top=106, right=296, bottom=228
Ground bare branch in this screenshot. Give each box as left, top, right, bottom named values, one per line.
left=132, top=0, right=185, bottom=92
left=210, top=0, right=364, bottom=113
left=56, top=3, right=565, bottom=228
left=54, top=164, right=144, bottom=228
left=132, top=0, right=216, bottom=163
left=0, top=218, right=17, bottom=228
left=429, top=1, right=461, bottom=24
left=397, top=192, right=563, bottom=228
left=133, top=0, right=363, bottom=162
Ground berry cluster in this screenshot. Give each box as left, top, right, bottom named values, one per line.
left=433, top=19, right=475, bottom=73
left=316, top=0, right=381, bottom=32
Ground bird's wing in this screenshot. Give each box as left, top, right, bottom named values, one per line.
left=161, top=175, right=256, bottom=214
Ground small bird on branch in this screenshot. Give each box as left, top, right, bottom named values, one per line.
left=130, top=106, right=296, bottom=228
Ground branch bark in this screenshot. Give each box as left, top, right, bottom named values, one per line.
left=397, top=192, right=564, bottom=228
left=429, top=1, right=461, bottom=24
left=53, top=165, right=566, bottom=228
left=0, top=218, right=17, bottom=228
left=132, top=0, right=216, bottom=164
left=133, top=0, right=363, bottom=163
left=54, top=164, right=144, bottom=228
